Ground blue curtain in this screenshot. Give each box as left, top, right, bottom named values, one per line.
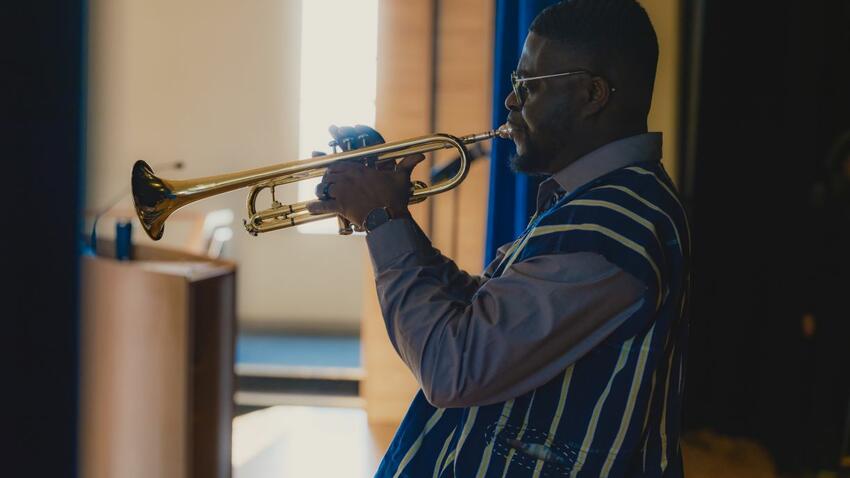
left=485, top=0, right=560, bottom=265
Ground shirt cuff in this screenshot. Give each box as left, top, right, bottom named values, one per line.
left=365, top=217, right=431, bottom=271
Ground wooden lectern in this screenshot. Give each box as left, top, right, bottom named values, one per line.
left=80, top=240, right=236, bottom=478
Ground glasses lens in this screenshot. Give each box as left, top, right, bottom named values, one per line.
left=511, top=71, right=525, bottom=106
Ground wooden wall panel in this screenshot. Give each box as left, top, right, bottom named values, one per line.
left=361, top=0, right=434, bottom=425
left=361, top=0, right=495, bottom=426
left=431, top=0, right=495, bottom=272
left=455, top=159, right=491, bottom=271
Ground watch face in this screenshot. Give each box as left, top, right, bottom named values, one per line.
left=366, top=207, right=391, bottom=232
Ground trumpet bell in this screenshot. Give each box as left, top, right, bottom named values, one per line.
left=132, top=160, right=176, bottom=241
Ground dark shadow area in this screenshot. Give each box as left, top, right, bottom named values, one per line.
left=4, top=1, right=86, bottom=477
left=683, top=0, right=850, bottom=474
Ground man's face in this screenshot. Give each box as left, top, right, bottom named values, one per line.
left=505, top=33, right=592, bottom=175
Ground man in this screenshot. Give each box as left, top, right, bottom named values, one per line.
left=308, top=1, right=690, bottom=476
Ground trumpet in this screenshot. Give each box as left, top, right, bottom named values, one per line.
left=132, top=124, right=512, bottom=240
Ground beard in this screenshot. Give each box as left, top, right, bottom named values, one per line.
left=508, top=103, right=576, bottom=175
left=508, top=128, right=570, bottom=176
left=509, top=146, right=549, bottom=176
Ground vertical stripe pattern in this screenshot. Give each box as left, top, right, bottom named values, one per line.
left=374, top=161, right=690, bottom=478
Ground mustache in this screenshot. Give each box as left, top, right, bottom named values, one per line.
left=506, top=113, right=525, bottom=132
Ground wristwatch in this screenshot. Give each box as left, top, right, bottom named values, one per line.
left=363, top=206, right=392, bottom=233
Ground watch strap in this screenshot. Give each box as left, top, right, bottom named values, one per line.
left=364, top=206, right=392, bottom=233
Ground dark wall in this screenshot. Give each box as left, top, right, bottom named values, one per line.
left=685, top=0, right=850, bottom=471
left=3, top=1, right=86, bottom=476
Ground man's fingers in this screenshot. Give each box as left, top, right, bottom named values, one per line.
left=375, top=159, right=395, bottom=171
left=314, top=181, right=335, bottom=200
left=321, top=169, right=359, bottom=187
left=353, top=124, right=386, bottom=145
left=305, top=199, right=339, bottom=215
left=324, top=160, right=362, bottom=175
left=329, top=125, right=358, bottom=150
left=396, top=153, right=427, bottom=173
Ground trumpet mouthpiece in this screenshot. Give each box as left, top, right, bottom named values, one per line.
left=494, top=123, right=513, bottom=139
left=461, top=125, right=513, bottom=144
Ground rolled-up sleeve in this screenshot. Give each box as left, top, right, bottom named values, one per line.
left=366, top=217, right=646, bottom=408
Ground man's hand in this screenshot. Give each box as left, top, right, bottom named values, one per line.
left=306, top=153, right=426, bottom=227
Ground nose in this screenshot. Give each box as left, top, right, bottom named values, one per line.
left=504, top=89, right=520, bottom=112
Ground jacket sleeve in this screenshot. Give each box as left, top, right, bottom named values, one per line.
left=366, top=217, right=646, bottom=408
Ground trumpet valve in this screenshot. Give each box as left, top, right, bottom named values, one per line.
left=338, top=216, right=354, bottom=235
left=243, top=218, right=259, bottom=236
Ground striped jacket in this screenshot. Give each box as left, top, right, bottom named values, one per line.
left=375, top=157, right=691, bottom=478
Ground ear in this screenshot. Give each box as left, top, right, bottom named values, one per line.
left=581, top=76, right=612, bottom=117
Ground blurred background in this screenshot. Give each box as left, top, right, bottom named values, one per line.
left=6, top=0, right=849, bottom=477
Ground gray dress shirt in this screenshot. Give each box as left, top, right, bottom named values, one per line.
left=366, top=133, right=663, bottom=408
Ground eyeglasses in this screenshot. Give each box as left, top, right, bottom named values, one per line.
left=510, top=70, right=616, bottom=107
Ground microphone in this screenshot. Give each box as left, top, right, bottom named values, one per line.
left=85, top=161, right=184, bottom=255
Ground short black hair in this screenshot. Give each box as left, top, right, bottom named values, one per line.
left=530, top=0, right=659, bottom=111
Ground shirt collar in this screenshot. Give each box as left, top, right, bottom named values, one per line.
left=536, top=132, right=663, bottom=211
